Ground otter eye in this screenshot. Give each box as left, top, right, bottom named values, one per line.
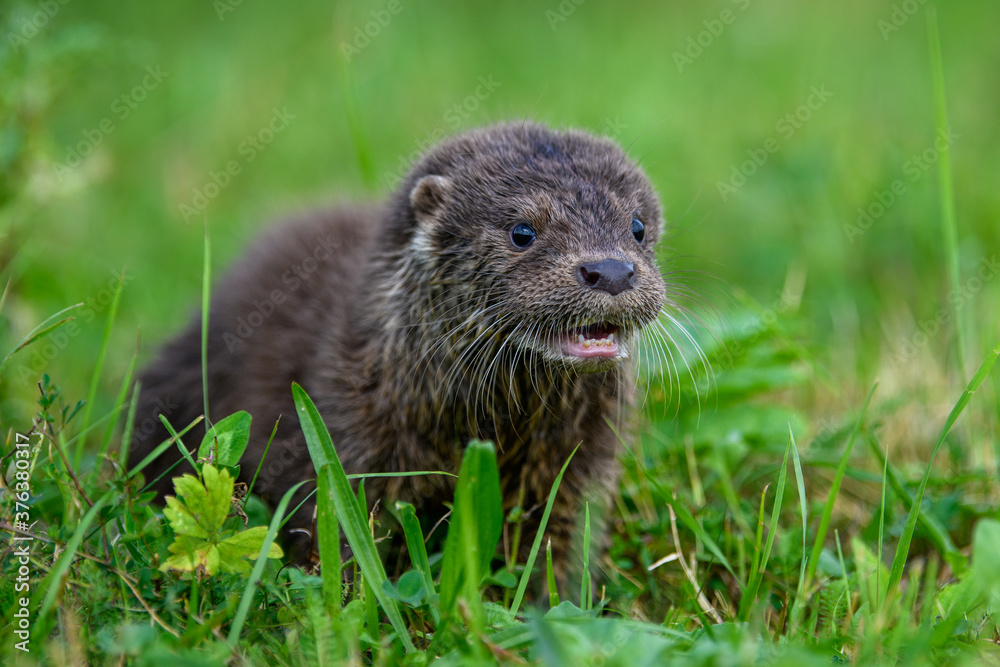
left=631, top=216, right=645, bottom=243
left=510, top=223, right=536, bottom=248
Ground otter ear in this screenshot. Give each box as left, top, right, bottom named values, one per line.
left=410, top=175, right=452, bottom=219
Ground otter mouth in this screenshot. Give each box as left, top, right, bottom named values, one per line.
left=559, top=323, right=620, bottom=359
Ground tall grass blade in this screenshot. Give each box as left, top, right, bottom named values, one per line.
left=805, top=382, right=876, bottom=588
left=0, top=303, right=82, bottom=375
left=834, top=530, right=852, bottom=634
left=740, top=432, right=791, bottom=621
left=316, top=468, right=342, bottom=615
left=28, top=490, right=109, bottom=635
left=89, top=341, right=136, bottom=485
left=119, top=379, right=140, bottom=470
left=580, top=502, right=592, bottom=610
left=76, top=269, right=126, bottom=468
left=127, top=419, right=199, bottom=479
left=866, top=432, right=957, bottom=556
left=397, top=501, right=436, bottom=598
left=927, top=7, right=966, bottom=376
left=292, top=382, right=414, bottom=652
left=656, top=483, right=738, bottom=583
left=246, top=417, right=280, bottom=501
left=886, top=339, right=1000, bottom=604
left=545, top=539, right=559, bottom=608
left=438, top=439, right=502, bottom=628
left=201, top=220, right=212, bottom=429
left=0, top=278, right=10, bottom=316
left=228, top=480, right=308, bottom=646
left=510, top=445, right=580, bottom=616
left=788, top=426, right=809, bottom=632
left=876, top=435, right=889, bottom=613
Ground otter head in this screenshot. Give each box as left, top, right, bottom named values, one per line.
left=397, top=122, right=667, bottom=375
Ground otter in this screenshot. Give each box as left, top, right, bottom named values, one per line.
left=130, top=122, right=669, bottom=586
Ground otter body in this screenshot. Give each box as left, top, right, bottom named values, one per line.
left=131, top=123, right=668, bottom=580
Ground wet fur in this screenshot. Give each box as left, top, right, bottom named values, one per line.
left=131, top=122, right=668, bottom=588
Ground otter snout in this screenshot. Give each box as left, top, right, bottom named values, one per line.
left=577, top=259, right=636, bottom=296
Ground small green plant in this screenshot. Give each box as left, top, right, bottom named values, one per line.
left=158, top=410, right=282, bottom=576
left=159, top=463, right=282, bottom=576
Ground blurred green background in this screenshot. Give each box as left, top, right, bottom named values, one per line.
left=2, top=0, right=999, bottom=432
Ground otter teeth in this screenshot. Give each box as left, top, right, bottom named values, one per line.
left=562, top=324, right=620, bottom=358
left=580, top=334, right=615, bottom=349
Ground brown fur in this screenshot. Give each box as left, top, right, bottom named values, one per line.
left=130, top=122, right=668, bottom=589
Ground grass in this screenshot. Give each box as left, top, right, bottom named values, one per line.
left=3, top=0, right=1000, bottom=665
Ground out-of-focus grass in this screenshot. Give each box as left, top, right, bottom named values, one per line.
left=3, top=0, right=999, bottom=415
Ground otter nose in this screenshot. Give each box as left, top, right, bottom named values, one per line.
left=578, top=259, right=635, bottom=296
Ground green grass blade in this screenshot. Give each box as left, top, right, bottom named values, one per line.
left=510, top=444, right=580, bottom=617
left=132, top=416, right=204, bottom=487
left=397, top=501, right=435, bottom=598
left=228, top=480, right=308, bottom=646
left=805, top=382, right=877, bottom=588
left=866, top=432, right=957, bottom=556
left=118, top=379, right=141, bottom=470
left=834, top=529, right=852, bottom=633
left=76, top=269, right=126, bottom=468
left=546, top=539, right=559, bottom=608
left=927, top=6, right=965, bottom=376
left=277, top=488, right=318, bottom=531
left=580, top=502, right=592, bottom=610
left=740, top=431, right=791, bottom=621
left=0, top=278, right=10, bottom=316
left=660, top=487, right=739, bottom=584
left=363, top=573, right=379, bottom=642
left=292, top=382, right=414, bottom=652
left=245, top=417, right=280, bottom=501
left=876, top=435, right=889, bottom=614
left=751, top=487, right=767, bottom=576
left=439, top=439, right=502, bottom=629
left=29, top=490, right=110, bottom=635
left=886, top=339, right=1000, bottom=604
left=0, top=303, right=82, bottom=375
left=346, top=470, right=457, bottom=480
left=160, top=415, right=198, bottom=471
left=316, top=467, right=342, bottom=616
left=788, top=426, right=809, bottom=633
left=201, top=221, right=212, bottom=429
left=89, top=338, right=136, bottom=485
